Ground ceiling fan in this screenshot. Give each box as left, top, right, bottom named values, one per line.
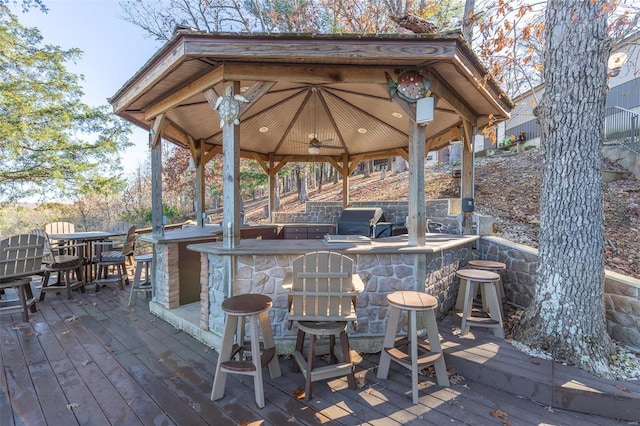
left=297, top=88, right=343, bottom=155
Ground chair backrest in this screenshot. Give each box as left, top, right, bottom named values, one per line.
left=45, top=222, right=75, bottom=235
left=289, top=251, right=357, bottom=323
left=120, top=225, right=137, bottom=256
left=108, top=221, right=133, bottom=235
left=0, top=234, right=46, bottom=280
left=30, top=229, right=55, bottom=263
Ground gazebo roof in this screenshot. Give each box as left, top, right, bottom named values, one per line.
left=110, top=30, right=513, bottom=162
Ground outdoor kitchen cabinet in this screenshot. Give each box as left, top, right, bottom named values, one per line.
left=282, top=224, right=336, bottom=240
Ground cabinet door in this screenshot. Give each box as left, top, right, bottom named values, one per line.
left=284, top=226, right=307, bottom=239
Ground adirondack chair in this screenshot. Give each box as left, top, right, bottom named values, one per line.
left=93, top=225, right=136, bottom=291
left=287, top=251, right=361, bottom=400
left=44, top=221, right=77, bottom=255
left=107, top=221, right=134, bottom=249
left=0, top=234, right=46, bottom=321
left=31, top=229, right=86, bottom=301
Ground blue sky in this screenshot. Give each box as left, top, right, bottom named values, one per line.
left=14, top=0, right=163, bottom=178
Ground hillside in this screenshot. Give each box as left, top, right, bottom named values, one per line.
left=245, top=148, right=639, bottom=280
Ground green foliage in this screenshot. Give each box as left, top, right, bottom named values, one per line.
left=142, top=203, right=181, bottom=225
left=0, top=6, right=133, bottom=202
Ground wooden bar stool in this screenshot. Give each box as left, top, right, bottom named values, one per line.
left=377, top=291, right=449, bottom=404
left=468, top=259, right=507, bottom=306
left=211, top=294, right=281, bottom=408
left=456, top=269, right=504, bottom=338
left=128, top=254, right=153, bottom=306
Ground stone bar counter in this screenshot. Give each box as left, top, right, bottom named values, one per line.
left=187, top=234, right=479, bottom=353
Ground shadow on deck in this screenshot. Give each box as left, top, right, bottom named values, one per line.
left=1, top=281, right=637, bottom=425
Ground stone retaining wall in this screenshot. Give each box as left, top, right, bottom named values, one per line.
left=478, top=236, right=640, bottom=348
left=271, top=199, right=461, bottom=231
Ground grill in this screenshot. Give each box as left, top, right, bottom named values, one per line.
left=336, top=207, right=392, bottom=239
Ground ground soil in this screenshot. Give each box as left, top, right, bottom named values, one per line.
left=245, top=148, right=639, bottom=280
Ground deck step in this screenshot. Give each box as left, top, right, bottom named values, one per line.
left=440, top=313, right=640, bottom=422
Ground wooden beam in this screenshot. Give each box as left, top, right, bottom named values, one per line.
left=204, top=145, right=222, bottom=164
left=426, top=127, right=461, bottom=152
left=238, top=81, right=276, bottom=117
left=223, top=63, right=393, bottom=85
left=144, top=67, right=224, bottom=120
left=424, top=70, right=476, bottom=125
left=348, top=154, right=365, bottom=175
left=150, top=114, right=164, bottom=148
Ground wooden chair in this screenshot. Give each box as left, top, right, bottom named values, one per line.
left=44, top=221, right=75, bottom=245
left=0, top=234, right=46, bottom=322
left=287, top=251, right=360, bottom=400
left=31, top=229, right=86, bottom=300
left=105, top=221, right=136, bottom=266
left=93, top=226, right=136, bottom=291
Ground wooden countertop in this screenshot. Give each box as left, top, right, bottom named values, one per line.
left=140, top=225, right=223, bottom=244
left=187, top=233, right=479, bottom=255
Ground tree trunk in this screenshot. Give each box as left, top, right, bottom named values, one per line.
left=318, top=163, right=324, bottom=192
left=298, top=164, right=309, bottom=204
left=392, top=156, right=407, bottom=173
left=514, top=0, right=613, bottom=378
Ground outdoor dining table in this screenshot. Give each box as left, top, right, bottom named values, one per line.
left=48, top=231, right=124, bottom=282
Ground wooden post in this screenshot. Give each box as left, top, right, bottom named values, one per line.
left=342, top=153, right=350, bottom=208
left=221, top=82, right=242, bottom=248
left=408, top=123, right=427, bottom=246
left=461, top=121, right=475, bottom=234
left=194, top=140, right=205, bottom=227
left=150, top=115, right=164, bottom=237
left=268, top=154, right=276, bottom=223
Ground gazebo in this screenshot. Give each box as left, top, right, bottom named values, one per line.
left=110, top=30, right=513, bottom=247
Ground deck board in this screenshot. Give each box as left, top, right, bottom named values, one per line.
left=0, top=278, right=634, bottom=426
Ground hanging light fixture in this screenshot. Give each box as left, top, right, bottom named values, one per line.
left=308, top=145, right=321, bottom=155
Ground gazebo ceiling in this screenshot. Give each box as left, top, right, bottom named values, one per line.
left=110, top=31, right=513, bottom=163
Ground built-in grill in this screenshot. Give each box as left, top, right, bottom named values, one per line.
left=336, top=207, right=392, bottom=239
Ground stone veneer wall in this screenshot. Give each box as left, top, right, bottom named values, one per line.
left=154, top=243, right=180, bottom=309
left=478, top=236, right=640, bottom=348
left=201, top=244, right=473, bottom=353
left=271, top=199, right=461, bottom=231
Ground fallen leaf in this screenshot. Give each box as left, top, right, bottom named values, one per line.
left=530, top=360, right=540, bottom=365
left=169, top=371, right=182, bottom=380
left=616, top=385, right=631, bottom=393
left=287, top=415, right=297, bottom=423
left=66, top=403, right=80, bottom=410
left=82, top=359, right=92, bottom=367
left=61, top=330, right=70, bottom=335
left=292, top=387, right=305, bottom=399
left=65, top=315, right=78, bottom=322
left=490, top=409, right=509, bottom=422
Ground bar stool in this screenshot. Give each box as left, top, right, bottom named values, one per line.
left=211, top=294, right=281, bottom=408
left=377, top=291, right=449, bottom=404
left=468, top=259, right=507, bottom=306
left=128, top=254, right=153, bottom=306
left=455, top=269, right=504, bottom=338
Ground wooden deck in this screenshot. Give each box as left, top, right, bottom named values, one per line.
left=1, top=281, right=635, bottom=425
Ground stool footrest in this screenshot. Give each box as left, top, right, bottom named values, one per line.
left=293, top=351, right=352, bottom=381
left=465, top=316, right=500, bottom=326
left=40, top=281, right=84, bottom=292
left=220, top=360, right=256, bottom=373
left=384, top=347, right=443, bottom=368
